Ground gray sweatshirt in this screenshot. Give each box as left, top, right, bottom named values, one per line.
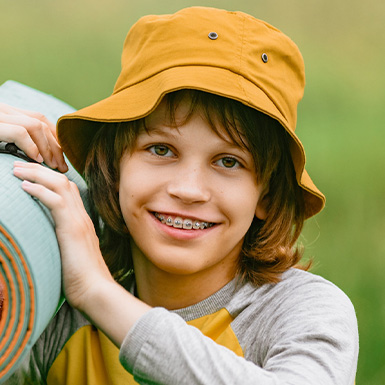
left=4, top=268, right=358, bottom=384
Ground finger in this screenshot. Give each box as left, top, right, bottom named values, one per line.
left=0, top=107, right=68, bottom=171
left=13, top=161, right=67, bottom=193
left=0, top=122, right=44, bottom=162
left=20, top=118, right=58, bottom=169
left=0, top=102, right=28, bottom=116
left=24, top=114, right=68, bottom=172
left=0, top=103, right=57, bottom=137
left=16, top=164, right=90, bottom=235
left=20, top=109, right=58, bottom=139
left=27, top=118, right=68, bottom=172
left=0, top=112, right=58, bottom=168
left=20, top=179, right=64, bottom=213
left=45, top=133, right=68, bottom=173
left=28, top=116, right=68, bottom=172
left=14, top=163, right=75, bottom=222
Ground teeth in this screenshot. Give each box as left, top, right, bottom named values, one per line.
left=183, top=219, right=193, bottom=229
left=173, top=217, right=183, bottom=228
left=154, top=213, right=213, bottom=230
left=193, top=221, right=201, bottom=229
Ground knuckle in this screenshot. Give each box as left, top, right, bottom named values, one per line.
left=16, top=126, right=31, bottom=141
left=30, top=111, right=47, bottom=122
left=43, top=171, right=70, bottom=191
left=58, top=174, right=71, bottom=188
left=55, top=195, right=67, bottom=210
left=27, top=118, right=43, bottom=133
left=28, top=119, right=50, bottom=136
left=69, top=181, right=79, bottom=192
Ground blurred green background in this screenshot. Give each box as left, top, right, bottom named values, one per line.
left=1, top=0, right=384, bottom=383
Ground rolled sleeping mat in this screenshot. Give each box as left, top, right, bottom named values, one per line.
left=0, top=81, right=89, bottom=382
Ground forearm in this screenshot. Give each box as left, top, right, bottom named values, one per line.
left=119, top=307, right=357, bottom=385
left=120, top=308, right=281, bottom=385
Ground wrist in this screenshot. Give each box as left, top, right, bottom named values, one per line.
left=77, top=278, right=152, bottom=347
left=76, top=275, right=117, bottom=315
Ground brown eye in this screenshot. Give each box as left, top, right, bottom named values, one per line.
left=150, top=145, right=172, bottom=157
left=217, top=157, right=240, bottom=169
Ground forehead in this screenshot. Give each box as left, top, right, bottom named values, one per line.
left=144, top=92, right=249, bottom=149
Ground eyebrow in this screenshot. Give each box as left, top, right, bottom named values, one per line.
left=142, top=125, right=182, bottom=138
left=145, top=125, right=173, bottom=133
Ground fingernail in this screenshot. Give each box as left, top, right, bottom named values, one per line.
left=51, top=157, right=58, bottom=168
left=21, top=180, right=33, bottom=189
left=36, top=154, right=43, bottom=163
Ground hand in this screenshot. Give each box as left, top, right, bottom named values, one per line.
left=0, top=102, right=68, bottom=172
left=13, top=161, right=152, bottom=347
left=13, top=161, right=112, bottom=310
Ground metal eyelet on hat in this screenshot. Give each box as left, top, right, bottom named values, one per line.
left=208, top=32, right=218, bottom=40
left=261, top=53, right=268, bottom=63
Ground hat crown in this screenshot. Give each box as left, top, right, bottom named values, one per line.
left=114, top=7, right=305, bottom=133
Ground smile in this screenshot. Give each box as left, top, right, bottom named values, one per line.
left=154, top=212, right=215, bottom=230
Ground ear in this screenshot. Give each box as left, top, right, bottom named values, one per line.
left=255, top=191, right=268, bottom=220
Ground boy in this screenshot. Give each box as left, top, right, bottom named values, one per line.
left=3, top=6, right=358, bottom=384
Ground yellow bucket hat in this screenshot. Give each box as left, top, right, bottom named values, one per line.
left=57, top=6, right=325, bottom=218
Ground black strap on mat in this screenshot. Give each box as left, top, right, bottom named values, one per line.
left=0, top=142, right=38, bottom=163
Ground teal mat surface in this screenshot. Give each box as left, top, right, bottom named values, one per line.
left=0, top=81, right=89, bottom=382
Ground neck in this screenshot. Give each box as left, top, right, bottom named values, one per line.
left=130, top=245, right=238, bottom=309
left=135, top=270, right=235, bottom=310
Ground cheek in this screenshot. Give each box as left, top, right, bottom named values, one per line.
left=218, top=190, right=258, bottom=242
left=118, top=178, right=136, bottom=223
left=226, top=180, right=261, bottom=215
left=118, top=170, right=155, bottom=227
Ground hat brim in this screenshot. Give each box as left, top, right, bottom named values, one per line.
left=57, top=65, right=325, bottom=218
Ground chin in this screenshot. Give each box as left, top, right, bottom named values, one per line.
left=155, top=259, right=207, bottom=276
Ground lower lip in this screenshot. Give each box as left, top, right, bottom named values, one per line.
left=150, top=213, right=216, bottom=240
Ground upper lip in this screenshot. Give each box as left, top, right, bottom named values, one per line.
left=152, top=211, right=218, bottom=224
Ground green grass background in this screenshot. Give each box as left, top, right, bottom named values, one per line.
left=1, top=0, right=384, bottom=383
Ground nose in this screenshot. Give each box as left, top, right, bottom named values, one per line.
left=166, top=163, right=211, bottom=204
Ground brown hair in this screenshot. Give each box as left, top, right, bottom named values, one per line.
left=85, top=90, right=306, bottom=287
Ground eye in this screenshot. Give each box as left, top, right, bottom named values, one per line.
left=216, top=156, right=241, bottom=169
left=149, top=144, right=175, bottom=157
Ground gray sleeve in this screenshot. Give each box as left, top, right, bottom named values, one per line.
left=119, top=280, right=358, bottom=385
left=239, top=276, right=359, bottom=385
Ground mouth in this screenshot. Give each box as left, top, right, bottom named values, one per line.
left=153, top=212, right=216, bottom=230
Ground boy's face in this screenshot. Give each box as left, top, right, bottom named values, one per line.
left=118, top=97, right=266, bottom=301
